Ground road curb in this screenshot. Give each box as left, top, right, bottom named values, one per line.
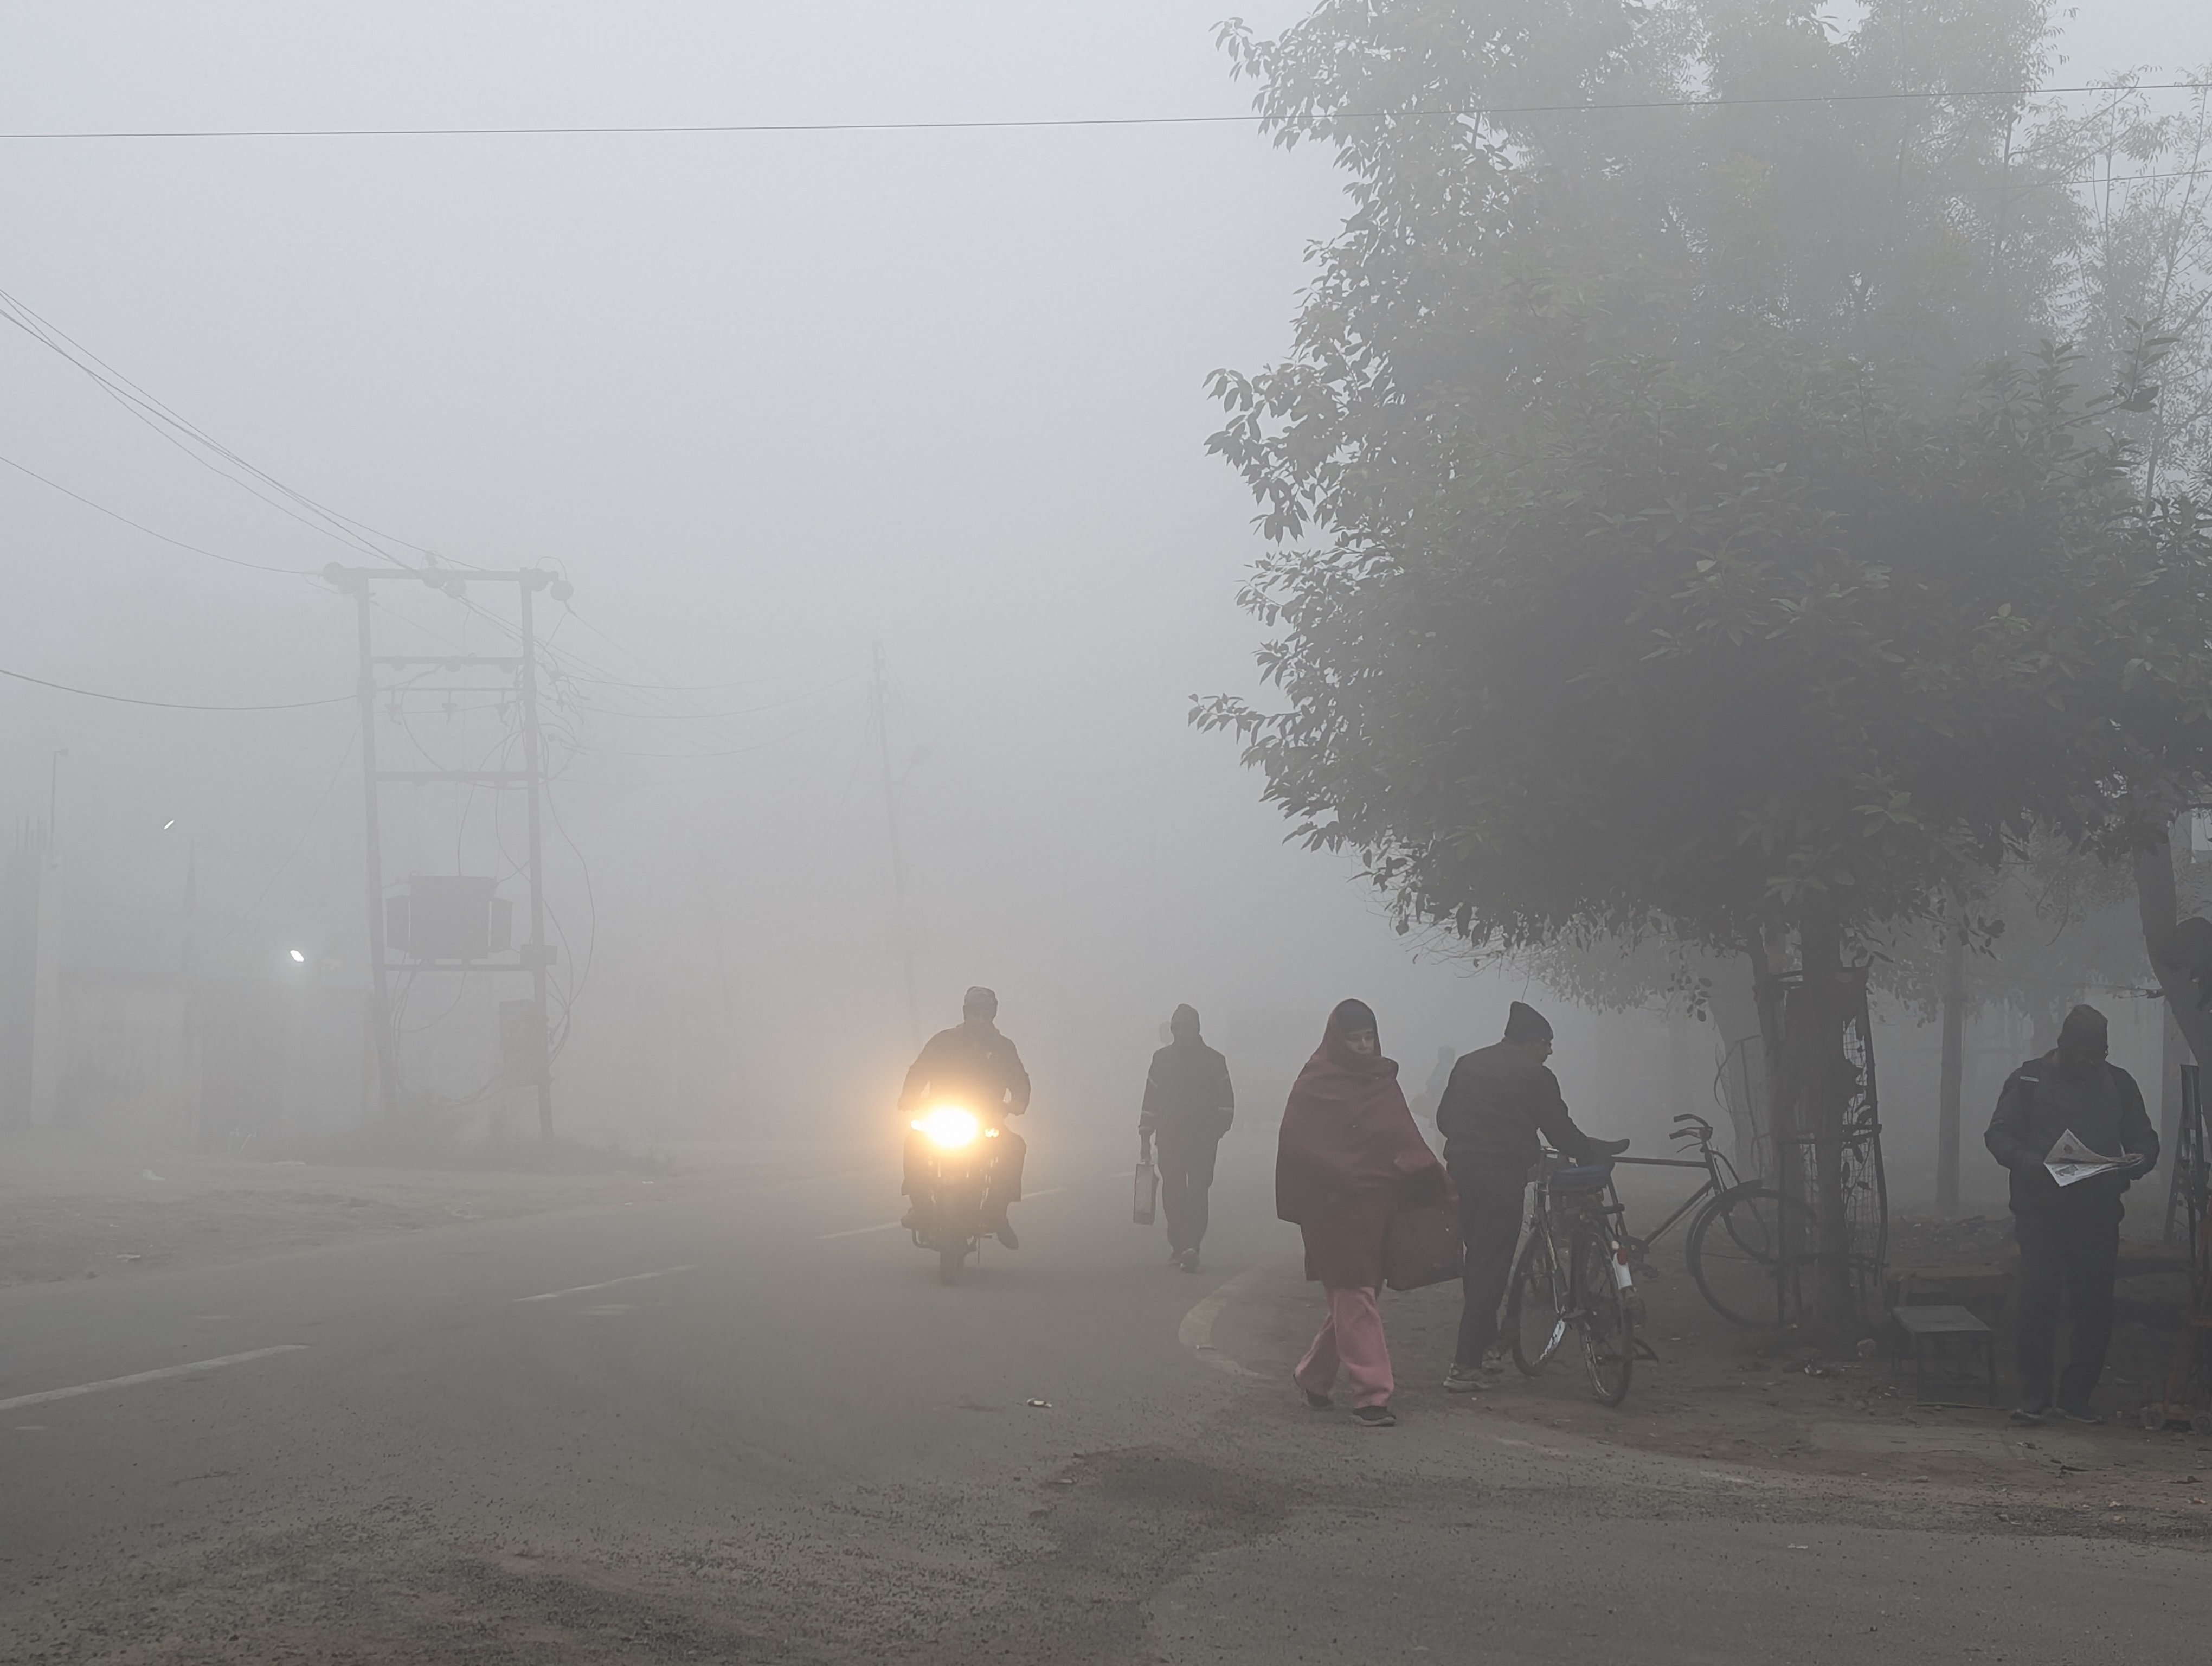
left=1176, top=1261, right=1279, bottom=1377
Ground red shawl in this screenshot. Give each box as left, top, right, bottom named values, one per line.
left=1275, top=1000, right=1446, bottom=1225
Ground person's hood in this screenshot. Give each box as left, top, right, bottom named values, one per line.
left=1169, top=1003, right=1201, bottom=1043
left=1503, top=1001, right=1553, bottom=1043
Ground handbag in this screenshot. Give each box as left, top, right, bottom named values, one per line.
left=1132, top=1158, right=1159, bottom=1225
left=1382, top=1202, right=1463, bottom=1291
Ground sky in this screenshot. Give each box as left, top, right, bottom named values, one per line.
left=4, top=2, right=2210, bottom=1147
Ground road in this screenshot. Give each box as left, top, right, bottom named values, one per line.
left=3, top=1139, right=2208, bottom=1662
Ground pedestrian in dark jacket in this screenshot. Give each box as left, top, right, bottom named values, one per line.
left=1433, top=1002, right=1622, bottom=1392
left=1140, top=1004, right=1236, bottom=1272
left=1984, top=1003, right=2158, bottom=1423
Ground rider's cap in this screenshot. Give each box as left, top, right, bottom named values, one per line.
left=1504, top=1001, right=1553, bottom=1043
left=963, top=985, right=998, bottom=1016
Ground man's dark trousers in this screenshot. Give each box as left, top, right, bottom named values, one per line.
left=2013, top=1189, right=2123, bottom=1410
left=1454, top=1167, right=1528, bottom=1366
left=1159, top=1135, right=1220, bottom=1257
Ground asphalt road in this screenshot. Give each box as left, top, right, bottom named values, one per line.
left=3, top=1139, right=2208, bottom=1663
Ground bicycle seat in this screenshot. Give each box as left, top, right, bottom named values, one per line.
left=1548, top=1163, right=1615, bottom=1193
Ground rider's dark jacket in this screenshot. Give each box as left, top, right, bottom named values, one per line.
left=901, top=1022, right=1031, bottom=1121
left=1433, top=1041, right=1598, bottom=1175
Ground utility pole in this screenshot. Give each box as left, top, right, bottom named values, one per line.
left=869, top=641, right=922, bottom=1048
left=517, top=576, right=555, bottom=1140
left=351, top=586, right=400, bottom=1124
left=327, top=563, right=562, bottom=1137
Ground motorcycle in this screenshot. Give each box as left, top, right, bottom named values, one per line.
left=908, top=1102, right=999, bottom=1284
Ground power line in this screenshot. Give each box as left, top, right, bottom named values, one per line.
left=0, top=663, right=351, bottom=711
left=0, top=287, right=408, bottom=568
left=0, top=286, right=751, bottom=741
left=0, top=451, right=317, bottom=575
left=1, top=81, right=2206, bottom=142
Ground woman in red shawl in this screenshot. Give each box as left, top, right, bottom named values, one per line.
left=1276, top=998, right=1449, bottom=1427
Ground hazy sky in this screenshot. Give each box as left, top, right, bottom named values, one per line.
left=5, top=3, right=2210, bottom=1138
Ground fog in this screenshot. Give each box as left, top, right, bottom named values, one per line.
left=5, top=0, right=2211, bottom=1167
left=18, top=5, right=2212, bottom=1658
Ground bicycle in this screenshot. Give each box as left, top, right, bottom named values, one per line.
left=1612, top=1112, right=1783, bottom=1329
left=1503, top=1150, right=1642, bottom=1405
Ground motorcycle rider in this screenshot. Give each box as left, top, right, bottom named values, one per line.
left=900, top=986, right=1031, bottom=1248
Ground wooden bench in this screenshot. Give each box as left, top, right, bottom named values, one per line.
left=1885, top=1262, right=2011, bottom=1313
left=1890, top=1304, right=1997, bottom=1405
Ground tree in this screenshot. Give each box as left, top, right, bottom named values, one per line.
left=2059, top=72, right=2212, bottom=1113
left=1199, top=0, right=2212, bottom=1335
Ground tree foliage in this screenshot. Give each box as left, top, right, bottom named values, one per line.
left=1198, top=0, right=2212, bottom=964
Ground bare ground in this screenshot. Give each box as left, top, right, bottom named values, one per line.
left=1229, top=1230, right=2212, bottom=1547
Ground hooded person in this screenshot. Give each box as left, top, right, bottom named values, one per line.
left=1275, top=999, right=1450, bottom=1427
left=899, top=986, right=1031, bottom=1248
left=1433, top=1002, right=1624, bottom=1393
left=1139, top=1004, right=1236, bottom=1272
left=1985, top=1003, right=2158, bottom=1422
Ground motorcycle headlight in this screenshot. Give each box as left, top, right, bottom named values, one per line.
left=912, top=1105, right=981, bottom=1149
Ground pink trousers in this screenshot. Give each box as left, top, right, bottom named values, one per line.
left=1293, top=1284, right=1393, bottom=1408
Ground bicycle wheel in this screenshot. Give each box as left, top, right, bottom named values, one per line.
left=1686, top=1181, right=1782, bottom=1327
left=1573, top=1218, right=1634, bottom=1406
left=1506, top=1228, right=1567, bottom=1375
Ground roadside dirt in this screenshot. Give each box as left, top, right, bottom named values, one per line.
left=1228, top=1204, right=2212, bottom=1547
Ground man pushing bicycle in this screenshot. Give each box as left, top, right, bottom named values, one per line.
left=1433, top=1002, right=1626, bottom=1393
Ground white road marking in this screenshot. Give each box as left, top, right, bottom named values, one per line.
left=516, top=1265, right=696, bottom=1303
left=0, top=1346, right=307, bottom=1414
left=1177, top=1262, right=1274, bottom=1378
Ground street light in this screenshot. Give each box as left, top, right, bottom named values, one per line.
left=288, top=949, right=306, bottom=964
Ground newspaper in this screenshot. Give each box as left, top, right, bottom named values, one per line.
left=2044, top=1127, right=2132, bottom=1188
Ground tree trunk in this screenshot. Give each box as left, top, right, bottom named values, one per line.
left=1797, top=902, right=1859, bottom=1341
left=2136, top=822, right=2212, bottom=1238
left=2135, top=822, right=2212, bottom=1078
left=1937, top=922, right=1966, bottom=1218
left=2161, top=1006, right=2187, bottom=1208
left=1706, top=952, right=1767, bottom=1173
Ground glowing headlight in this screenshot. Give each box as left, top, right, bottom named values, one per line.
left=911, top=1105, right=981, bottom=1149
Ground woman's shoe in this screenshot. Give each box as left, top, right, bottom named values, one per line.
left=1352, top=1404, right=1397, bottom=1428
